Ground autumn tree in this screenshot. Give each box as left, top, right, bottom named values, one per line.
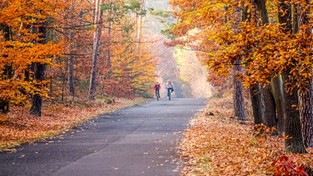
left=169, top=0, right=313, bottom=153
left=0, top=0, right=65, bottom=116
left=296, top=0, right=313, bottom=148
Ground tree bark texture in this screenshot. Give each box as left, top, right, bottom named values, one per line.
left=30, top=63, right=46, bottom=116
left=262, top=85, right=277, bottom=130
left=255, top=0, right=281, bottom=134
left=278, top=0, right=306, bottom=153
left=282, top=71, right=306, bottom=153
left=271, top=76, right=285, bottom=134
left=298, top=0, right=313, bottom=148
left=233, top=59, right=245, bottom=121
left=299, top=78, right=313, bottom=147
left=250, top=84, right=264, bottom=125
left=30, top=24, right=47, bottom=117
left=89, top=0, right=103, bottom=100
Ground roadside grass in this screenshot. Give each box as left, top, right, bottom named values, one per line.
left=179, top=96, right=313, bottom=175
left=0, top=97, right=147, bottom=151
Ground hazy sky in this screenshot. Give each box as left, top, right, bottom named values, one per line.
left=145, top=0, right=170, bottom=10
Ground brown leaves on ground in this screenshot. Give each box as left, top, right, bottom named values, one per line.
left=0, top=98, right=144, bottom=151
left=179, top=96, right=313, bottom=176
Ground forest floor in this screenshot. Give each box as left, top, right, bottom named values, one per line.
left=179, top=96, right=313, bottom=176
left=0, top=97, right=146, bottom=151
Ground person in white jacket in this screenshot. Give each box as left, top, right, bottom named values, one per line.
left=165, top=80, right=174, bottom=100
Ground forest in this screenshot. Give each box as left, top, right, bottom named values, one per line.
left=169, top=0, right=313, bottom=175
left=0, top=0, right=158, bottom=150
left=1, top=0, right=313, bottom=175
left=0, top=0, right=156, bottom=114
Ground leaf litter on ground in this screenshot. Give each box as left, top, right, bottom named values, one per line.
left=0, top=98, right=145, bottom=151
left=178, top=96, right=313, bottom=176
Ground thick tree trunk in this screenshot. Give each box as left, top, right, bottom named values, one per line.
left=262, top=85, right=277, bottom=130
left=89, top=0, right=103, bottom=100
left=250, top=84, right=263, bottom=125
left=255, top=0, right=280, bottom=134
left=299, top=78, right=313, bottom=147
left=233, top=59, right=245, bottom=121
left=278, top=0, right=306, bottom=153
left=282, top=72, right=306, bottom=153
left=30, top=25, right=47, bottom=117
left=271, top=76, right=285, bottom=134
left=30, top=63, right=46, bottom=116
left=298, top=0, right=313, bottom=148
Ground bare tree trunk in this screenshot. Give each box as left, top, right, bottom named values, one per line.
left=106, top=0, right=112, bottom=69
left=89, top=0, right=103, bottom=100
left=136, top=0, right=145, bottom=58
left=68, top=0, right=75, bottom=97
left=278, top=0, right=306, bottom=153
left=233, top=59, right=245, bottom=121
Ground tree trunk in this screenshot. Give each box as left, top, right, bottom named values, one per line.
left=298, top=0, right=313, bottom=148
left=89, top=0, right=103, bottom=100
left=136, top=0, right=145, bottom=58
left=262, top=85, right=277, bottom=130
left=299, top=78, right=313, bottom=147
left=233, top=59, right=245, bottom=121
left=106, top=0, right=112, bottom=69
left=30, top=24, right=47, bottom=117
left=278, top=0, right=306, bottom=153
left=0, top=24, right=12, bottom=113
left=255, top=0, right=280, bottom=134
left=30, top=63, right=46, bottom=116
left=271, top=76, right=285, bottom=134
left=68, top=0, right=75, bottom=97
left=282, top=72, right=306, bottom=153
left=250, top=84, right=264, bottom=125
left=255, top=0, right=269, bottom=25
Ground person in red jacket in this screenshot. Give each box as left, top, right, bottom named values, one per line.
left=154, top=82, right=161, bottom=100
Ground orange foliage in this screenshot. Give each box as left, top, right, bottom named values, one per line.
left=0, top=0, right=66, bottom=105
left=170, top=0, right=313, bottom=93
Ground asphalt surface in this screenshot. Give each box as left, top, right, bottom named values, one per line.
left=0, top=98, right=206, bottom=176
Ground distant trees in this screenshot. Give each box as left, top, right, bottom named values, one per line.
left=170, top=0, right=313, bottom=153
left=0, top=0, right=157, bottom=116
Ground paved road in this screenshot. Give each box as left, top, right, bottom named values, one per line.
left=0, top=98, right=206, bottom=176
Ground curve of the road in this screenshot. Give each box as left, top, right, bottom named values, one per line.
left=0, top=98, right=206, bottom=176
